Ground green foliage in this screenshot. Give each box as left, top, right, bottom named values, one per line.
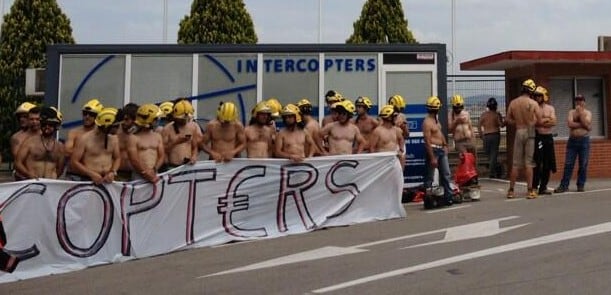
left=178, top=0, right=258, bottom=44
left=0, top=0, right=75, bottom=162
left=347, top=0, right=417, bottom=44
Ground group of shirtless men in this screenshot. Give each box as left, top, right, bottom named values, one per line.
left=9, top=90, right=412, bottom=184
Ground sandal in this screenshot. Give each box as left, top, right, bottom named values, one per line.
left=507, top=188, right=515, bottom=199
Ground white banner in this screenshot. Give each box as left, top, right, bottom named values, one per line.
left=0, top=152, right=405, bottom=283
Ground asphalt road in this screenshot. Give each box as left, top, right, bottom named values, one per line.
left=2, top=178, right=611, bottom=295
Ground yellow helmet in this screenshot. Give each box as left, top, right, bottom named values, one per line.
left=95, top=107, right=119, bottom=128
left=217, top=102, right=238, bottom=122
left=172, top=100, right=194, bottom=119
left=15, top=102, right=37, bottom=114
left=159, top=101, right=174, bottom=118
left=451, top=94, right=464, bottom=107
left=355, top=96, right=373, bottom=109
left=50, top=106, right=63, bottom=123
left=336, top=100, right=356, bottom=115
left=426, top=96, right=442, bottom=111
left=297, top=98, right=312, bottom=108
left=135, top=104, right=160, bottom=128
left=40, top=107, right=62, bottom=125
left=266, top=98, right=282, bottom=118
left=379, top=104, right=396, bottom=119
left=82, top=98, right=104, bottom=114
left=281, top=104, right=302, bottom=123
left=325, top=90, right=344, bottom=104
left=252, top=101, right=272, bottom=115
left=388, top=94, right=406, bottom=111
left=534, top=86, right=550, bottom=102
left=522, top=79, right=537, bottom=93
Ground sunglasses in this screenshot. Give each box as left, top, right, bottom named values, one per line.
left=82, top=111, right=97, bottom=117
left=41, top=122, right=59, bottom=128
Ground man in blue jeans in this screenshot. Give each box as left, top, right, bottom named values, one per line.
left=423, top=96, right=454, bottom=206
left=555, top=94, right=592, bottom=193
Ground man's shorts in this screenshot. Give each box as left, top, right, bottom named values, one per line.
left=513, top=128, right=535, bottom=168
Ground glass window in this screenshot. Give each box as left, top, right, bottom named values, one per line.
left=197, top=53, right=257, bottom=126
left=130, top=54, right=193, bottom=105
left=548, top=77, right=605, bottom=138
left=262, top=53, right=320, bottom=109
left=58, top=54, right=126, bottom=139
left=324, top=53, right=378, bottom=108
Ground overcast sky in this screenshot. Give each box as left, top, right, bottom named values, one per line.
left=2, top=0, right=611, bottom=73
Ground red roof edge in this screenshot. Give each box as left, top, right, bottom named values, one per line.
left=461, top=50, right=611, bottom=71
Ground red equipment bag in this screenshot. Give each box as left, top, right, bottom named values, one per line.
left=454, top=152, right=478, bottom=187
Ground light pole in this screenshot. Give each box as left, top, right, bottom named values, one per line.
left=318, top=0, right=322, bottom=43
left=450, top=0, right=456, bottom=95
left=162, top=0, right=168, bottom=43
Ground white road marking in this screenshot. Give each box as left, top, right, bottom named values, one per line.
left=198, top=246, right=367, bottom=278
left=425, top=204, right=470, bottom=213
left=311, top=222, right=611, bottom=293
left=401, top=220, right=529, bottom=249
left=197, top=216, right=522, bottom=278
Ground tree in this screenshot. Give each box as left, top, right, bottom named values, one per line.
left=178, top=0, right=258, bottom=44
left=347, top=0, right=417, bottom=44
left=0, top=0, right=75, bottom=162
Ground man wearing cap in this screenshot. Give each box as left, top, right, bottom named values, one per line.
left=275, top=104, right=316, bottom=162
left=320, top=100, right=366, bottom=155
left=554, top=94, right=592, bottom=193
left=127, top=104, right=165, bottom=183
left=297, top=98, right=325, bottom=156
left=65, top=99, right=104, bottom=158
left=70, top=107, right=121, bottom=184
left=322, top=90, right=343, bottom=127
left=161, top=99, right=199, bottom=169
left=245, top=101, right=276, bottom=158
left=11, top=105, right=41, bottom=180
left=10, top=102, right=38, bottom=159
left=478, top=97, right=505, bottom=178
left=423, top=96, right=454, bottom=206
left=354, top=96, right=379, bottom=152
left=369, top=104, right=405, bottom=169
left=14, top=107, right=65, bottom=180
left=200, top=102, right=245, bottom=162
left=532, top=86, right=557, bottom=195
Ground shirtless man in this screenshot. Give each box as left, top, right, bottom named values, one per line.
left=116, top=103, right=139, bottom=181
left=320, top=100, right=366, bottom=155
left=297, top=98, right=325, bottom=156
left=532, top=86, right=557, bottom=195
left=245, top=101, right=275, bottom=158
left=354, top=96, right=379, bottom=152
left=10, top=102, right=37, bottom=159
left=322, top=90, right=343, bottom=127
left=127, top=104, right=165, bottom=183
left=11, top=104, right=40, bottom=180
left=388, top=94, right=409, bottom=139
left=266, top=98, right=282, bottom=132
left=15, top=107, right=65, bottom=180
left=449, top=94, right=475, bottom=153
left=161, top=100, right=199, bottom=169
left=70, top=107, right=121, bottom=184
left=274, top=104, right=316, bottom=162
left=478, top=97, right=505, bottom=178
left=65, top=99, right=104, bottom=180
left=156, top=101, right=174, bottom=132
left=422, top=96, right=454, bottom=206
left=554, top=94, right=592, bottom=193
left=200, top=102, right=246, bottom=162
left=369, top=104, right=405, bottom=169
left=506, top=79, right=543, bottom=199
